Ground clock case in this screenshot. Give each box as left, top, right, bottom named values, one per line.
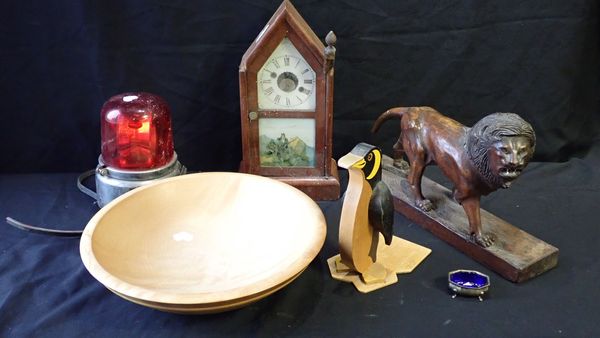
left=239, top=0, right=340, bottom=200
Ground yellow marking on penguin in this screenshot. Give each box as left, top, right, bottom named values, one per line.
left=365, top=149, right=382, bottom=180
left=353, top=159, right=366, bottom=169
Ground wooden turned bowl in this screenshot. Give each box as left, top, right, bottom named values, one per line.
left=80, top=172, right=326, bottom=314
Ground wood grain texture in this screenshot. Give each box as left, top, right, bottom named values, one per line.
left=80, top=172, right=326, bottom=313
left=338, top=166, right=375, bottom=273
left=381, top=155, right=558, bottom=282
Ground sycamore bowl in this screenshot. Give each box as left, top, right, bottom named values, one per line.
left=80, top=172, right=326, bottom=314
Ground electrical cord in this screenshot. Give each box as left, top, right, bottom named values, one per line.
left=5, top=217, right=84, bottom=237
left=4, top=170, right=97, bottom=237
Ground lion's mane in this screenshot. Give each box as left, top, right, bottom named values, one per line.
left=465, top=113, right=536, bottom=190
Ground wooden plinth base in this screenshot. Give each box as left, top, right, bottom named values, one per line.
left=328, top=234, right=431, bottom=293
left=381, top=155, right=559, bottom=283
left=239, top=159, right=340, bottom=201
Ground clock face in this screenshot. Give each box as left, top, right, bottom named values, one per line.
left=257, top=38, right=316, bottom=111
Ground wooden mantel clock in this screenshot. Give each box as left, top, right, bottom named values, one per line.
left=239, top=0, right=340, bottom=200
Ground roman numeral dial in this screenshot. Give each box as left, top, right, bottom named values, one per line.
left=257, top=38, right=316, bottom=111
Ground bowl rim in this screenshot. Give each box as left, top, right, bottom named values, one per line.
left=80, top=171, right=327, bottom=306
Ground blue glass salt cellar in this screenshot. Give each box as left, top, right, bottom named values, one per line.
left=448, top=269, right=490, bottom=301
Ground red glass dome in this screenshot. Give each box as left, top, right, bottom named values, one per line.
left=100, top=93, right=174, bottom=170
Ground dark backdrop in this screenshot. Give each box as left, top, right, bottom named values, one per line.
left=0, top=0, right=598, bottom=173
left=1, top=1, right=600, bottom=337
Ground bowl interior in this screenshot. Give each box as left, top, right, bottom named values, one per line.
left=81, top=172, right=326, bottom=305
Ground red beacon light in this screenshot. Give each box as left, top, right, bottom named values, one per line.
left=95, top=92, right=186, bottom=207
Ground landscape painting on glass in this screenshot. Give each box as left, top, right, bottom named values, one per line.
left=259, top=118, right=315, bottom=167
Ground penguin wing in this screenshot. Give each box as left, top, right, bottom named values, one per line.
left=369, top=181, right=394, bottom=245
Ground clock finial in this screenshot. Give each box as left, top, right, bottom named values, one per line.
left=325, top=31, right=337, bottom=47
left=324, top=31, right=337, bottom=62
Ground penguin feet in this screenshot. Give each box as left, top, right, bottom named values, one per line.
left=361, top=263, right=389, bottom=285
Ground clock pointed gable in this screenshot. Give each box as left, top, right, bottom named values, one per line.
left=240, top=0, right=325, bottom=73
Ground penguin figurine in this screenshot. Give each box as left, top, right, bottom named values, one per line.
left=336, top=143, right=394, bottom=281
left=328, top=142, right=431, bottom=292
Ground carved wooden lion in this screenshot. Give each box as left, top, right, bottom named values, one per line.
left=372, top=106, right=535, bottom=247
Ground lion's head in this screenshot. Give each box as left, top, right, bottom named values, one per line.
left=465, top=113, right=535, bottom=190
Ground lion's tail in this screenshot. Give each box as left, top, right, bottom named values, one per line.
left=371, top=107, right=412, bottom=133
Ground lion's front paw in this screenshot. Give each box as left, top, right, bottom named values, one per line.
left=416, top=199, right=434, bottom=212
left=472, top=233, right=495, bottom=247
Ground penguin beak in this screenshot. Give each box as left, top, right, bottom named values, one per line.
left=338, top=153, right=365, bottom=169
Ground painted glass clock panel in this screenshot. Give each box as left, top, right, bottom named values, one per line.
left=258, top=118, right=316, bottom=168
left=257, top=38, right=316, bottom=111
